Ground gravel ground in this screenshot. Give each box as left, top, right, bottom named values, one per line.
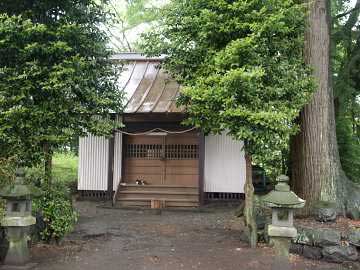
left=29, top=201, right=351, bottom=270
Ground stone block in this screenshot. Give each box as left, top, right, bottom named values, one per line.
left=322, top=246, right=358, bottom=263
left=294, top=227, right=341, bottom=247
left=303, top=246, right=322, bottom=260
left=313, top=228, right=341, bottom=247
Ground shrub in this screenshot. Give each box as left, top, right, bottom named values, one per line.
left=32, top=183, right=77, bottom=243
left=0, top=158, right=16, bottom=219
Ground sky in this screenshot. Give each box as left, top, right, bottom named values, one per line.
left=107, top=0, right=360, bottom=51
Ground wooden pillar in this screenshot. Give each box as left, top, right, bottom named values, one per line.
left=198, top=132, right=205, bottom=206
left=107, top=116, right=116, bottom=200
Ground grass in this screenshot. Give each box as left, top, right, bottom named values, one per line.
left=52, top=152, right=78, bottom=184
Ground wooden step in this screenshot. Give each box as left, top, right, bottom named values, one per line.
left=118, top=193, right=198, bottom=201
left=115, top=200, right=151, bottom=208
left=119, top=184, right=198, bottom=193
left=115, top=198, right=199, bottom=208
left=115, top=184, right=199, bottom=208
left=118, top=190, right=199, bottom=200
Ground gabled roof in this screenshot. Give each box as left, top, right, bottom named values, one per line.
left=112, top=53, right=182, bottom=114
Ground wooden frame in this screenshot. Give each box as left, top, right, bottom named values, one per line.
left=198, top=132, right=205, bottom=206
left=107, top=131, right=115, bottom=198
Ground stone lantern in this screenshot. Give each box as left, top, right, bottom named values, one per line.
left=262, top=175, right=305, bottom=257
left=0, top=168, right=36, bottom=268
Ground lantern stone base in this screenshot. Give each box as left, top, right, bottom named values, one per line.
left=268, top=225, right=297, bottom=258
left=2, top=227, right=34, bottom=269
left=269, top=236, right=292, bottom=257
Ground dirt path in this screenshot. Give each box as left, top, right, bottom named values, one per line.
left=30, top=201, right=345, bottom=270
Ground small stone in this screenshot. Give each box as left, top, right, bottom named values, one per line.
left=303, top=246, right=322, bottom=260
left=313, top=201, right=337, bottom=222
left=314, top=207, right=337, bottom=223
left=322, top=246, right=358, bottom=263
left=239, top=229, right=250, bottom=243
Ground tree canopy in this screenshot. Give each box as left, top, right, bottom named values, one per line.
left=141, top=0, right=314, bottom=172
left=0, top=0, right=124, bottom=166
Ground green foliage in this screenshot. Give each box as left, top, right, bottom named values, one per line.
left=141, top=0, right=314, bottom=171
left=332, top=0, right=360, bottom=183
left=0, top=1, right=124, bottom=167
left=25, top=152, right=78, bottom=193
left=0, top=158, right=16, bottom=220
left=52, top=152, right=78, bottom=185
left=32, top=182, right=77, bottom=242
left=106, top=0, right=162, bottom=51
left=337, top=116, right=360, bottom=183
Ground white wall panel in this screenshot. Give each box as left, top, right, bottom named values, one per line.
left=204, top=133, right=246, bottom=193
left=78, top=135, right=109, bottom=191
left=113, top=132, right=123, bottom=191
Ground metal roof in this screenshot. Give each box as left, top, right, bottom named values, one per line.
left=111, top=53, right=166, bottom=61
left=115, top=53, right=183, bottom=114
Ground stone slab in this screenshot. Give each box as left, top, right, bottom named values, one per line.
left=268, top=225, right=297, bottom=238
left=1, top=217, right=36, bottom=227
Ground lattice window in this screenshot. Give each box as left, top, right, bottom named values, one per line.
left=125, top=144, right=163, bottom=159
left=206, top=192, right=243, bottom=201
left=165, top=144, right=199, bottom=159
left=125, top=143, right=199, bottom=159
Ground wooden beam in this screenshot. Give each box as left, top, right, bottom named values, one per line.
left=123, top=113, right=186, bottom=123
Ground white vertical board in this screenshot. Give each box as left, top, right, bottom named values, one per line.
left=113, top=132, right=123, bottom=191
left=204, top=133, right=246, bottom=193
left=78, top=135, right=109, bottom=191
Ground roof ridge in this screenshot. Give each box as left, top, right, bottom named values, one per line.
left=111, top=53, right=166, bottom=61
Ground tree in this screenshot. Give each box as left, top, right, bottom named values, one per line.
left=0, top=1, right=124, bottom=182
left=291, top=0, right=360, bottom=216
left=141, top=0, right=314, bottom=246
left=105, top=0, right=161, bottom=51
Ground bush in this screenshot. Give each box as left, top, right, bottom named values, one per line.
left=337, top=116, right=360, bottom=183
left=0, top=157, right=16, bottom=219
left=32, top=183, right=77, bottom=243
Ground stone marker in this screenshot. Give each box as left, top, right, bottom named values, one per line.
left=0, top=168, right=38, bottom=269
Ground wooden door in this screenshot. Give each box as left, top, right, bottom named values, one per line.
left=123, top=133, right=199, bottom=187
left=164, top=133, right=199, bottom=187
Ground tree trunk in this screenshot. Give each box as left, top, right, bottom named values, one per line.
left=291, top=0, right=347, bottom=215
left=43, top=141, right=53, bottom=185
left=244, top=153, right=257, bottom=248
